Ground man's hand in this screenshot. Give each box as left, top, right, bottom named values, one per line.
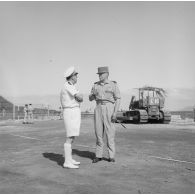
left=75, top=93, right=83, bottom=102
left=112, top=98, right=120, bottom=122
left=111, top=112, right=117, bottom=123
left=89, top=94, right=95, bottom=101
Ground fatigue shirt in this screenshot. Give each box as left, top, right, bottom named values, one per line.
left=91, top=80, right=121, bottom=103
left=60, top=81, right=80, bottom=108
left=24, top=107, right=28, bottom=114
left=28, top=106, right=33, bottom=114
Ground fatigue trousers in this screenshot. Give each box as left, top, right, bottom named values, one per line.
left=94, top=102, right=116, bottom=159
left=24, top=112, right=28, bottom=123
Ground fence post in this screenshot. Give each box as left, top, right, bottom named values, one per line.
left=17, top=105, right=19, bottom=120
left=47, top=105, right=50, bottom=119
left=194, top=107, right=195, bottom=122
left=13, top=104, right=15, bottom=120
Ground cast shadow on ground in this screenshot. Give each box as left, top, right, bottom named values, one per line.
left=72, top=149, right=95, bottom=160
left=42, top=150, right=95, bottom=167
left=42, top=153, right=64, bottom=167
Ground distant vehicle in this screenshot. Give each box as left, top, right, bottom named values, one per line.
left=116, top=86, right=171, bottom=124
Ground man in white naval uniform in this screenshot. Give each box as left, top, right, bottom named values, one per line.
left=60, top=66, right=83, bottom=169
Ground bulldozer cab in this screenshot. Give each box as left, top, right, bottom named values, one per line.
left=129, top=86, right=165, bottom=110
left=140, top=87, right=165, bottom=108
left=142, top=91, right=160, bottom=106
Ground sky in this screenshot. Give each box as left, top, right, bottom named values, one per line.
left=0, top=1, right=195, bottom=110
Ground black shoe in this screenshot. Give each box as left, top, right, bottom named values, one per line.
left=108, top=158, right=115, bottom=162
left=92, top=157, right=102, bottom=163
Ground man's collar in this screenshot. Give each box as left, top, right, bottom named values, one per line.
left=104, top=80, right=110, bottom=84
left=99, top=80, right=110, bottom=85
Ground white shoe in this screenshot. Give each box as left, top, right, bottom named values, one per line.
left=63, top=162, right=79, bottom=169
left=71, top=159, right=80, bottom=165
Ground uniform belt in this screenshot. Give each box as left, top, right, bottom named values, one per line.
left=96, top=100, right=113, bottom=105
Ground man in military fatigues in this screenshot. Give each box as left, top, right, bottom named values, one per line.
left=28, top=104, right=34, bottom=124
left=23, top=104, right=28, bottom=124
left=89, top=66, right=121, bottom=163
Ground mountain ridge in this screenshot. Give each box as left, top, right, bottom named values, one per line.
left=3, top=87, right=195, bottom=111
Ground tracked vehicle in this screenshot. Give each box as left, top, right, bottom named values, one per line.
left=116, top=86, right=171, bottom=124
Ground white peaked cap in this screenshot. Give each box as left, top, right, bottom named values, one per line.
left=64, top=66, right=78, bottom=78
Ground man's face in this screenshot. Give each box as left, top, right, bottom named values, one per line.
left=99, top=72, right=108, bottom=82
left=72, top=74, right=78, bottom=84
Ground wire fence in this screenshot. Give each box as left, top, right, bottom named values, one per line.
left=0, top=103, right=62, bottom=121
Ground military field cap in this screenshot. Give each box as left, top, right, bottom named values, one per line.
left=64, top=66, right=78, bottom=78
left=97, top=66, right=109, bottom=74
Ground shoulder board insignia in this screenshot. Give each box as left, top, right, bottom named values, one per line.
left=112, top=81, right=117, bottom=84
left=94, top=81, right=99, bottom=84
